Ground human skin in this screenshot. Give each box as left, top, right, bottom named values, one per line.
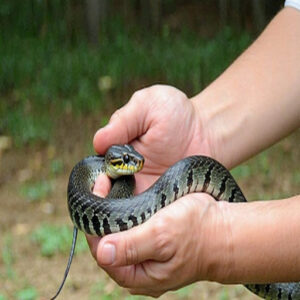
left=86, top=7, right=300, bottom=297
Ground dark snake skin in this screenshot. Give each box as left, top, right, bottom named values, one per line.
left=52, top=153, right=299, bottom=300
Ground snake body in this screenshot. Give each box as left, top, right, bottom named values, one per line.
left=52, top=145, right=299, bottom=300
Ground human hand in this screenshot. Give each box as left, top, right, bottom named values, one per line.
left=93, top=85, right=214, bottom=193
left=87, top=185, right=225, bottom=297
left=87, top=85, right=224, bottom=297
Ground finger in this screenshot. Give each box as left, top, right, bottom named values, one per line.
left=101, top=262, right=155, bottom=289
left=93, top=173, right=111, bottom=197
left=101, top=265, right=144, bottom=288
left=93, top=91, right=149, bottom=154
left=95, top=215, right=174, bottom=267
left=86, top=234, right=101, bottom=259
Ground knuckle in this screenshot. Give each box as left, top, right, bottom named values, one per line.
left=110, top=108, right=123, bottom=122
left=151, top=218, right=174, bottom=259
left=131, top=88, right=147, bottom=101
left=131, top=85, right=161, bottom=102
left=153, top=269, right=169, bottom=282
left=123, top=236, right=139, bottom=265
left=152, top=216, right=169, bottom=234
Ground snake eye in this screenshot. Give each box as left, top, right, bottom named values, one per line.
left=123, top=154, right=129, bottom=164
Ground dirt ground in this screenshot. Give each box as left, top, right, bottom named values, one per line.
left=0, top=113, right=298, bottom=300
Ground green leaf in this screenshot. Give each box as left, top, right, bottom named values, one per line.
left=16, top=287, right=37, bottom=300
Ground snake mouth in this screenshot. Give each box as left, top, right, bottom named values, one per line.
left=105, top=144, right=145, bottom=178
left=106, top=159, right=144, bottom=178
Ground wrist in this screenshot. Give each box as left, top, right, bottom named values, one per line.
left=217, top=196, right=300, bottom=284
left=194, top=197, right=234, bottom=283
left=187, top=97, right=218, bottom=161
left=190, top=91, right=245, bottom=168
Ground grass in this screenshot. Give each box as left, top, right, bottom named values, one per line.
left=1, top=234, right=15, bottom=280
left=1, top=235, right=38, bottom=300
left=89, top=282, right=198, bottom=300
left=0, top=17, right=252, bottom=147
left=15, top=287, right=38, bottom=300
left=49, top=158, right=64, bottom=175
left=89, top=281, right=121, bottom=300
left=31, top=224, right=88, bottom=257
left=20, top=180, right=53, bottom=202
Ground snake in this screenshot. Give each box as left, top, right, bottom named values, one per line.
left=51, top=144, right=300, bottom=299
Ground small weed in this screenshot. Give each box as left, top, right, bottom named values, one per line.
left=50, top=159, right=64, bottom=175
left=89, top=281, right=121, bottom=300
left=31, top=224, right=88, bottom=257
left=100, top=116, right=110, bottom=128
left=15, top=287, right=38, bottom=300
left=86, top=144, right=95, bottom=155
left=256, top=151, right=270, bottom=175
left=218, top=287, right=230, bottom=300
left=0, top=295, right=7, bottom=300
left=0, top=105, right=52, bottom=147
left=1, top=234, right=15, bottom=279
left=231, top=165, right=252, bottom=180
left=20, top=180, right=53, bottom=202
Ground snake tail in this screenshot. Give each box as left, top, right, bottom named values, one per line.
left=50, top=226, right=78, bottom=300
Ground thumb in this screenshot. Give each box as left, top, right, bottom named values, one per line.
left=93, top=173, right=111, bottom=197
left=93, top=96, right=148, bottom=154
left=95, top=217, right=174, bottom=266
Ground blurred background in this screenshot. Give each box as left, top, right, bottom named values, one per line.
left=0, top=1, right=299, bottom=299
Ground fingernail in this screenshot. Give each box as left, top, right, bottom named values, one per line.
left=101, top=243, right=116, bottom=265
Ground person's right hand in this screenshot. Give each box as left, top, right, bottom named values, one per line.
left=93, top=84, right=213, bottom=193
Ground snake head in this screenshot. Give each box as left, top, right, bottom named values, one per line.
left=105, top=144, right=144, bottom=179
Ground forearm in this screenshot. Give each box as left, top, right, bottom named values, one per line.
left=210, top=195, right=300, bottom=283
left=191, top=7, right=300, bottom=168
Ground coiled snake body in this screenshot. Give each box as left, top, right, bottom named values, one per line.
left=51, top=145, right=300, bottom=299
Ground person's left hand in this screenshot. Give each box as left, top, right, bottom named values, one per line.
left=86, top=178, right=226, bottom=297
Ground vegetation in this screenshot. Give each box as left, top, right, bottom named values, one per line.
left=0, top=0, right=255, bottom=147
left=1, top=25, right=251, bottom=146
left=31, top=224, right=88, bottom=257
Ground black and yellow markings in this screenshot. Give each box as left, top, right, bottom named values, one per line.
left=91, top=215, right=101, bottom=236
left=128, top=215, right=138, bottom=226
left=110, top=158, right=123, bottom=168
left=74, top=211, right=82, bottom=230
left=161, top=193, right=167, bottom=207
left=216, top=175, right=229, bottom=200
left=203, top=163, right=214, bottom=192
left=115, top=218, right=128, bottom=231
left=173, top=182, right=179, bottom=200
left=102, top=217, right=112, bottom=235
left=187, top=168, right=193, bottom=193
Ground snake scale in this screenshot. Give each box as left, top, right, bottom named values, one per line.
left=51, top=144, right=300, bottom=299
